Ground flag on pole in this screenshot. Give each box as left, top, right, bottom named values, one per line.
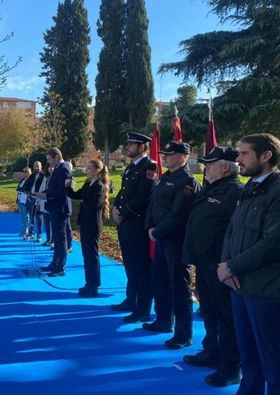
left=172, top=105, right=182, bottom=142
left=203, top=99, right=218, bottom=184
left=150, top=121, right=162, bottom=176
left=149, top=122, right=163, bottom=259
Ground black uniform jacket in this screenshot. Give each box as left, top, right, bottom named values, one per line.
left=222, top=171, right=280, bottom=300
left=114, top=156, right=157, bottom=222
left=45, top=162, right=72, bottom=215
left=183, top=175, right=243, bottom=265
left=66, top=179, right=105, bottom=233
left=146, top=164, right=200, bottom=240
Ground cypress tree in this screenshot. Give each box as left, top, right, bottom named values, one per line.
left=94, top=0, right=126, bottom=163
left=40, top=0, right=91, bottom=159
left=125, top=0, right=154, bottom=129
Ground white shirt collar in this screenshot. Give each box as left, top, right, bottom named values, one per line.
left=254, top=171, right=274, bottom=183
left=133, top=155, right=147, bottom=166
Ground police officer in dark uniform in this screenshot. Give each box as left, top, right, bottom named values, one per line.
left=36, top=148, right=72, bottom=277
left=112, top=132, right=157, bottom=323
left=182, top=147, right=243, bottom=387
left=143, top=141, right=200, bottom=349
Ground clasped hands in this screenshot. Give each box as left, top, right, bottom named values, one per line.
left=217, top=262, right=240, bottom=291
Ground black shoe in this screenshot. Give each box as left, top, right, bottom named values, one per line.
left=111, top=300, right=135, bottom=312
left=123, top=312, right=151, bottom=323
left=183, top=350, right=219, bottom=368
left=40, top=264, right=55, bottom=272
left=142, top=320, right=173, bottom=333
left=42, top=240, right=52, bottom=246
left=78, top=286, right=98, bottom=298
left=164, top=336, right=193, bottom=350
left=48, top=268, right=65, bottom=277
left=205, top=369, right=241, bottom=387
left=36, top=236, right=42, bottom=243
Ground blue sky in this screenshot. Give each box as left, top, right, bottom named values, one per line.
left=0, top=0, right=223, bottom=111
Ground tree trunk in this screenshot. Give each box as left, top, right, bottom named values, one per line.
left=104, top=136, right=110, bottom=166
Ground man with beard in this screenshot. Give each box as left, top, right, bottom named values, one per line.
left=182, top=147, right=243, bottom=387
left=218, top=134, right=280, bottom=395
left=111, top=132, right=157, bottom=323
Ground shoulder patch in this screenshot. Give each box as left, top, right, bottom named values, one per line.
left=146, top=169, right=157, bottom=180
left=184, top=184, right=194, bottom=196
left=184, top=178, right=195, bottom=196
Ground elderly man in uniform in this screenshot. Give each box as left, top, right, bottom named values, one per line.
left=143, top=141, right=200, bottom=349
left=182, top=146, right=243, bottom=387
left=218, top=134, right=280, bottom=395
left=112, top=131, right=157, bottom=323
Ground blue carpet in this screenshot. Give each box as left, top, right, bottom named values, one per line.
left=0, top=213, right=239, bottom=395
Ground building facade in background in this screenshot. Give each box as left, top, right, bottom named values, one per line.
left=0, top=97, right=36, bottom=117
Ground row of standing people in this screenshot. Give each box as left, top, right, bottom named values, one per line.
left=16, top=135, right=280, bottom=394
left=112, top=131, right=280, bottom=394
left=17, top=161, right=73, bottom=250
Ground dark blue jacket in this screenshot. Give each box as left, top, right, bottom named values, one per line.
left=183, top=175, right=243, bottom=265
left=222, top=171, right=280, bottom=300
left=146, top=164, right=200, bottom=240
left=45, top=162, right=72, bottom=215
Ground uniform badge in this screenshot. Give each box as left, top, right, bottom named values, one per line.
left=207, top=197, right=221, bottom=204
left=184, top=184, right=194, bottom=196
left=146, top=169, right=157, bottom=180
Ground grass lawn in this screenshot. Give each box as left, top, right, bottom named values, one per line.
left=0, top=170, right=248, bottom=259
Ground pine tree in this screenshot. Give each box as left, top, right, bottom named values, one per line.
left=159, top=1, right=280, bottom=137
left=125, top=0, right=154, bottom=129
left=40, top=0, right=91, bottom=159
left=94, top=0, right=126, bottom=164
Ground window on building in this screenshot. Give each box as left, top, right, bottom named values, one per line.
left=16, top=102, right=32, bottom=110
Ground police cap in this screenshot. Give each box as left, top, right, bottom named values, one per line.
left=126, top=131, right=152, bottom=144
left=199, top=146, right=239, bottom=163
left=159, top=141, right=190, bottom=155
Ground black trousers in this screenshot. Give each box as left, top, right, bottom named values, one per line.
left=118, top=217, right=152, bottom=315
left=50, top=212, right=68, bottom=269
left=232, top=292, right=280, bottom=395
left=80, top=223, right=100, bottom=288
left=152, top=237, right=193, bottom=340
left=66, top=215, right=73, bottom=249
left=194, top=251, right=239, bottom=372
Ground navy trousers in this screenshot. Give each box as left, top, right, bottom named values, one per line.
left=80, top=224, right=100, bottom=288
left=118, top=217, right=152, bottom=315
left=152, top=237, right=193, bottom=340
left=50, top=213, right=68, bottom=269
left=231, top=291, right=280, bottom=395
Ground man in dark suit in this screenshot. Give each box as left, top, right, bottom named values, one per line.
left=36, top=148, right=72, bottom=277
left=111, top=131, right=157, bottom=323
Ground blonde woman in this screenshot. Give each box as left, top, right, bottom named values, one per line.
left=65, top=159, right=110, bottom=297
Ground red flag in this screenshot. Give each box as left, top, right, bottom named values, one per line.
left=203, top=100, right=218, bottom=184
left=172, top=106, right=182, bottom=142
left=150, top=122, right=162, bottom=176
left=149, top=122, right=162, bottom=259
